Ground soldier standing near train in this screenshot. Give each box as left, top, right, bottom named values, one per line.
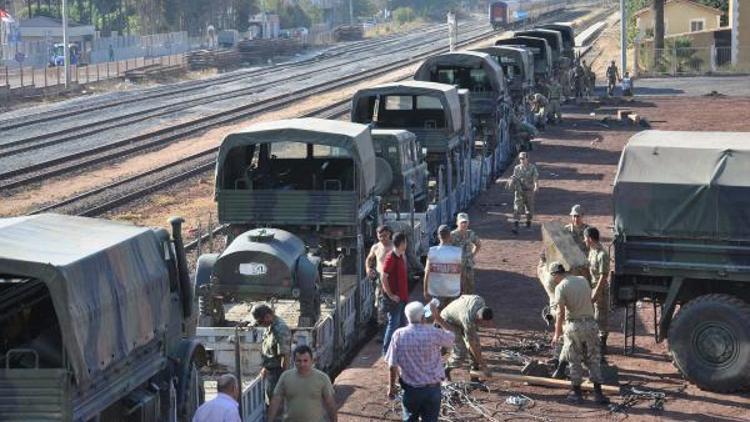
left=584, top=227, right=610, bottom=360
left=251, top=304, right=291, bottom=405
left=547, top=77, right=563, bottom=124
left=509, top=152, right=539, bottom=234
left=565, top=205, right=589, bottom=253
left=549, top=262, right=610, bottom=405
left=451, top=213, right=481, bottom=295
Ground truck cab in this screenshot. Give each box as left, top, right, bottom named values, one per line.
left=612, top=131, right=750, bottom=392
left=0, top=214, right=204, bottom=422
left=371, top=129, right=429, bottom=213
left=495, top=36, right=553, bottom=88
left=513, top=29, right=564, bottom=73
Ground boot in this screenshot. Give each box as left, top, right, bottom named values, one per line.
left=512, top=221, right=519, bottom=234
left=552, top=360, right=568, bottom=379
left=593, top=383, right=610, bottom=405
left=444, top=367, right=452, bottom=381
left=599, top=333, right=608, bottom=363
left=566, top=385, right=584, bottom=404
left=525, top=219, right=531, bottom=228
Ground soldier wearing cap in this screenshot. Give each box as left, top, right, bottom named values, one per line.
left=548, top=261, right=609, bottom=405
left=509, top=152, right=539, bottom=233
left=424, top=224, right=463, bottom=308
left=565, top=204, right=589, bottom=254
left=251, top=303, right=291, bottom=404
left=584, top=226, right=610, bottom=358
left=451, top=213, right=481, bottom=294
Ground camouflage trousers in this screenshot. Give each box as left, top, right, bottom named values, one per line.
left=513, top=190, right=535, bottom=222
left=548, top=100, right=561, bottom=122
left=560, top=317, right=603, bottom=386
left=462, top=266, right=476, bottom=294
left=593, top=283, right=610, bottom=337
left=445, top=324, right=479, bottom=371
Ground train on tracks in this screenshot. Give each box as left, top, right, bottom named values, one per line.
left=192, top=20, right=577, bottom=422
left=489, top=0, right=567, bottom=30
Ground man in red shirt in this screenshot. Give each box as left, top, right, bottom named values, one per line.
left=382, top=232, right=410, bottom=355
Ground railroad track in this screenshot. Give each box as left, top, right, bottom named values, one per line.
left=26, top=7, right=606, bottom=223
left=0, top=22, right=458, bottom=134
left=0, top=20, right=503, bottom=191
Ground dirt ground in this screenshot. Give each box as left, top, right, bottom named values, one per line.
left=333, top=96, right=750, bottom=421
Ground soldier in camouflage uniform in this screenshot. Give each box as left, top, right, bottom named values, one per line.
left=509, top=152, right=539, bottom=233
left=440, top=294, right=494, bottom=382
left=565, top=204, right=589, bottom=254
left=584, top=227, right=610, bottom=359
left=252, top=304, right=291, bottom=404
left=451, top=213, right=481, bottom=294
left=548, top=262, right=609, bottom=405
left=547, top=77, right=563, bottom=124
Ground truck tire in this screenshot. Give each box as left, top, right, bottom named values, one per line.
left=668, top=294, right=750, bottom=392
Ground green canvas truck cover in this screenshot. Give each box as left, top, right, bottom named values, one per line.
left=216, top=118, right=376, bottom=196
left=614, top=130, right=750, bottom=241
left=350, top=81, right=463, bottom=135
left=0, top=214, right=170, bottom=388
left=414, top=51, right=506, bottom=96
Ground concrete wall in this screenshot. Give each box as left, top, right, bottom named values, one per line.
left=636, top=0, right=722, bottom=37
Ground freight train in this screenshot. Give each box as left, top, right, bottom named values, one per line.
left=192, top=18, right=576, bottom=422
left=489, top=0, right=567, bottom=30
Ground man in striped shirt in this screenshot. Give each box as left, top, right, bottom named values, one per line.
left=385, top=301, right=455, bottom=422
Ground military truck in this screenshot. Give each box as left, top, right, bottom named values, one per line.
left=514, top=29, right=564, bottom=72
left=611, top=131, right=750, bottom=392
left=414, top=51, right=514, bottom=174
left=495, top=36, right=553, bottom=87
left=351, top=81, right=473, bottom=225
left=473, top=46, right=534, bottom=104
left=538, top=23, right=576, bottom=62
left=0, top=214, right=205, bottom=421
left=371, top=129, right=429, bottom=213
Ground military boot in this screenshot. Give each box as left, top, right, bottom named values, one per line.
left=593, top=383, right=610, bottom=405
left=512, top=221, right=519, bottom=234
left=444, top=367, right=452, bottom=382
left=566, top=385, right=584, bottom=404
left=552, top=360, right=568, bottom=379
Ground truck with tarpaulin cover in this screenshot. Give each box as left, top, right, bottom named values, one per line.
left=351, top=81, right=475, bottom=226
left=513, top=29, right=565, bottom=74
left=611, top=130, right=750, bottom=392
left=495, top=36, right=553, bottom=87
left=538, top=23, right=576, bottom=62
left=414, top=51, right=514, bottom=175
left=0, top=214, right=205, bottom=422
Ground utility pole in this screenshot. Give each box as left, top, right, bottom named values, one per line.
left=62, top=0, right=69, bottom=88
left=620, top=0, right=626, bottom=73
left=349, top=0, right=354, bottom=25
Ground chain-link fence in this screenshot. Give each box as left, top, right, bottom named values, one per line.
left=637, top=45, right=750, bottom=77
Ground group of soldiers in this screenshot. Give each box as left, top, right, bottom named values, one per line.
left=536, top=204, right=612, bottom=405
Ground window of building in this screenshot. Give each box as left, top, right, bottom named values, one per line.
left=690, top=19, right=705, bottom=32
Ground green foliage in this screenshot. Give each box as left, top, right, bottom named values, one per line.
left=392, top=7, right=415, bottom=25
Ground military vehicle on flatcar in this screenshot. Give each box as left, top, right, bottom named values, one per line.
left=496, top=36, right=553, bottom=87
left=0, top=214, right=205, bottom=422
left=371, top=129, right=429, bottom=214
left=612, top=131, right=750, bottom=393
left=351, top=81, right=475, bottom=224
left=514, top=29, right=564, bottom=72
left=538, top=23, right=576, bottom=62
left=414, top=51, right=514, bottom=173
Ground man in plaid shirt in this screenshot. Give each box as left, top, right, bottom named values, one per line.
left=385, top=301, right=455, bottom=422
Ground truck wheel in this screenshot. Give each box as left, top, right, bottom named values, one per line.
left=182, top=362, right=205, bottom=421
left=668, top=294, right=750, bottom=392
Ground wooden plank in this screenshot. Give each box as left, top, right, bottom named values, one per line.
left=541, top=221, right=588, bottom=275
left=476, top=371, right=621, bottom=393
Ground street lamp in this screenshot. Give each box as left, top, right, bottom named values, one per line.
left=620, top=0, right=627, bottom=73
left=62, top=0, right=69, bottom=88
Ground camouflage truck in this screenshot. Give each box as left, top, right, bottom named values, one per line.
left=612, top=131, right=750, bottom=392
left=414, top=51, right=514, bottom=174
left=495, top=36, right=553, bottom=89
left=351, top=81, right=473, bottom=225
left=0, top=214, right=205, bottom=422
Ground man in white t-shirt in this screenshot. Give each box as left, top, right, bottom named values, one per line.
left=424, top=224, right=463, bottom=308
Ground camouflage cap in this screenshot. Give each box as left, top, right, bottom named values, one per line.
left=456, top=212, right=469, bottom=223
left=570, top=204, right=583, bottom=216
left=549, top=261, right=566, bottom=275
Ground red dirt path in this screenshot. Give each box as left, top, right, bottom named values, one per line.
left=333, top=96, right=750, bottom=421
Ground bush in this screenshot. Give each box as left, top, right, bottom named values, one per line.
left=393, top=7, right=416, bottom=25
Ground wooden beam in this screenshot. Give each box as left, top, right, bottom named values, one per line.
left=476, top=371, right=621, bottom=394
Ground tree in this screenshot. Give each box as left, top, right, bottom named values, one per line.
left=653, top=0, right=664, bottom=66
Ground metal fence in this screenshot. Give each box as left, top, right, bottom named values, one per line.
left=636, top=45, right=749, bottom=77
